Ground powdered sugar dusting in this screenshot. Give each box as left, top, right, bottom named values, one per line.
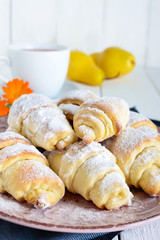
left=99, top=172, right=127, bottom=193
left=23, top=107, right=72, bottom=136
left=0, top=132, right=31, bottom=146
left=150, top=171, right=160, bottom=186
left=134, top=147, right=160, bottom=167
left=8, top=93, right=55, bottom=131
left=127, top=111, right=156, bottom=128
left=82, top=97, right=129, bottom=114
left=22, top=107, right=74, bottom=148
left=78, top=125, right=95, bottom=136
left=0, top=143, right=45, bottom=167
left=59, top=103, right=79, bottom=116
left=35, top=194, right=52, bottom=209
left=13, top=160, right=59, bottom=184
left=64, top=141, right=109, bottom=163
left=127, top=111, right=148, bottom=126
left=0, top=188, right=159, bottom=230
left=8, top=94, right=76, bottom=150
left=107, top=126, right=160, bottom=156
left=80, top=151, right=117, bottom=177
left=58, top=90, right=98, bottom=104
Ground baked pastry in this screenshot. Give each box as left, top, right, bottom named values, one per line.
left=73, top=97, right=130, bottom=144
left=0, top=131, right=31, bottom=149
left=104, top=126, right=160, bottom=195
left=0, top=131, right=65, bottom=208
left=48, top=141, right=133, bottom=210
left=57, top=90, right=99, bottom=120
left=127, top=111, right=157, bottom=131
left=7, top=93, right=77, bottom=150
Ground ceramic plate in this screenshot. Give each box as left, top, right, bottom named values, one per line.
left=0, top=117, right=160, bottom=233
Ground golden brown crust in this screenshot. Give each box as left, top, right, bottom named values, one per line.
left=57, top=90, right=99, bottom=106
left=74, top=97, right=129, bottom=143
left=58, top=90, right=99, bottom=120
left=0, top=132, right=31, bottom=149
left=127, top=111, right=157, bottom=131
left=48, top=141, right=133, bottom=210
left=0, top=132, right=65, bottom=208
left=8, top=93, right=77, bottom=150
left=104, top=126, right=160, bottom=196
left=2, top=160, right=65, bottom=208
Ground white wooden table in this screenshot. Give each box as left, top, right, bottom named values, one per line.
left=0, top=67, right=160, bottom=239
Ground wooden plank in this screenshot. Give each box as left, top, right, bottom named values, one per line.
left=12, top=0, right=57, bottom=43
left=147, top=67, right=160, bottom=95
left=101, top=67, right=160, bottom=120
left=112, top=236, right=118, bottom=240
left=102, top=0, right=150, bottom=66
left=56, top=0, right=104, bottom=53
left=0, top=0, right=9, bottom=56
left=121, top=220, right=160, bottom=240
left=146, top=0, right=160, bottom=67
left=114, top=237, right=118, bottom=240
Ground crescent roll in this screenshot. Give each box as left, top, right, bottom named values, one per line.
left=127, top=111, right=157, bottom=131
left=73, top=97, right=129, bottom=144
left=48, top=141, right=133, bottom=210
left=0, top=132, right=65, bottom=208
left=57, top=90, right=99, bottom=120
left=8, top=93, right=77, bottom=150
left=104, top=126, right=160, bottom=196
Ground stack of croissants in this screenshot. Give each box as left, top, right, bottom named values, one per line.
left=0, top=90, right=159, bottom=210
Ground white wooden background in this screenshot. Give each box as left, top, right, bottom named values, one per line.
left=0, top=0, right=160, bottom=67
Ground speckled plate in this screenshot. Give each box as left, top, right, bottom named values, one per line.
left=0, top=116, right=160, bottom=233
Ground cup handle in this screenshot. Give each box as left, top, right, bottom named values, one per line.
left=0, top=56, right=11, bottom=83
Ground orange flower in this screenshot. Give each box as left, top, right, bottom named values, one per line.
left=0, top=97, right=9, bottom=117
left=2, top=78, right=33, bottom=104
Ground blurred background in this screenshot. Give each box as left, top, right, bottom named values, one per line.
left=0, top=0, right=160, bottom=67
left=0, top=0, right=160, bottom=120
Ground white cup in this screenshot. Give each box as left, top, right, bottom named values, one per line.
left=0, top=44, right=70, bottom=98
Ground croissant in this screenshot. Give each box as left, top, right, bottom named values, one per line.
left=8, top=93, right=77, bottom=150
left=73, top=97, right=130, bottom=144
left=0, top=132, right=65, bottom=208
left=127, top=111, right=157, bottom=131
left=57, top=90, right=99, bottom=120
left=104, top=126, right=160, bottom=195
left=48, top=141, right=133, bottom=210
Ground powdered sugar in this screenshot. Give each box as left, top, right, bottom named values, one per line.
left=14, top=160, right=59, bottom=184
left=59, top=103, right=79, bottom=116
left=0, top=132, right=31, bottom=146
left=23, top=107, right=72, bottom=137
left=8, top=93, right=55, bottom=131
left=22, top=107, right=75, bottom=149
left=64, top=141, right=108, bottom=163
left=58, top=90, right=98, bottom=104
left=82, top=97, right=129, bottom=114
left=0, top=143, right=45, bottom=169
left=79, top=151, right=117, bottom=177
left=0, top=188, right=159, bottom=229
left=78, top=125, right=95, bottom=136
left=107, top=126, right=160, bottom=156
left=127, top=111, right=148, bottom=127
left=150, top=171, right=160, bottom=186
left=98, top=172, right=127, bottom=193
left=35, top=194, right=52, bottom=209
left=8, top=93, right=76, bottom=150
left=135, top=147, right=160, bottom=166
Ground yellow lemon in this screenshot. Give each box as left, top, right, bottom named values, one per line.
left=91, top=47, right=136, bottom=79
left=67, top=51, right=104, bottom=85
